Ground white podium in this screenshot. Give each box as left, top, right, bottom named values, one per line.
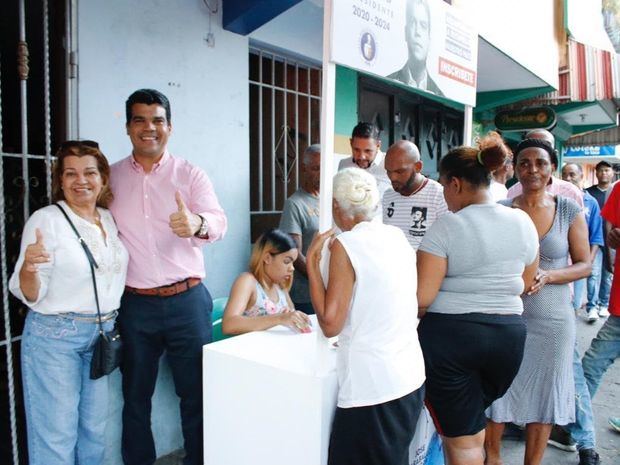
left=203, top=320, right=338, bottom=465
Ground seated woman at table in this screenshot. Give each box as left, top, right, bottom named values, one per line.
left=222, top=228, right=311, bottom=335
left=306, top=167, right=426, bottom=465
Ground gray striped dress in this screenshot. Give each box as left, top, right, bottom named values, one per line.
left=486, top=196, right=580, bottom=425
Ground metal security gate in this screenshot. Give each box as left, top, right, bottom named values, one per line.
left=0, top=1, right=74, bottom=463
left=248, top=46, right=322, bottom=241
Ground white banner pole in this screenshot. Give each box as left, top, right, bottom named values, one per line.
left=463, top=104, right=473, bottom=146
left=316, top=0, right=336, bottom=375
left=319, top=0, right=335, bottom=232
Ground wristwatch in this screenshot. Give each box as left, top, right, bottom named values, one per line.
left=195, top=214, right=209, bottom=238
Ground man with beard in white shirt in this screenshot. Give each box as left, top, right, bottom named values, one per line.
left=383, top=140, right=448, bottom=250
left=338, top=122, right=391, bottom=199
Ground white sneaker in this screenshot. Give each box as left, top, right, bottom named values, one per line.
left=587, top=308, right=600, bottom=323
left=599, top=306, right=610, bottom=317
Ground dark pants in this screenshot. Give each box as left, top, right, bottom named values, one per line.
left=118, top=284, right=213, bottom=465
left=328, top=386, right=425, bottom=465
left=293, top=301, right=315, bottom=315
left=418, top=312, right=526, bottom=437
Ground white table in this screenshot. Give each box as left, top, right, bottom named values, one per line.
left=203, top=318, right=338, bottom=465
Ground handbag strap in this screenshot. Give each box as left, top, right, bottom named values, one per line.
left=54, top=203, right=105, bottom=334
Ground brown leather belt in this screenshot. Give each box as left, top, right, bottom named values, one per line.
left=125, top=278, right=201, bottom=297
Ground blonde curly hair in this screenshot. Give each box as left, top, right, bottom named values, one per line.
left=333, top=167, right=379, bottom=219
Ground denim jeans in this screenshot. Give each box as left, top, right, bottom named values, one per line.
left=582, top=314, right=620, bottom=398
left=564, top=345, right=596, bottom=450
left=573, top=278, right=586, bottom=311
left=21, top=310, right=115, bottom=465
left=586, top=249, right=613, bottom=310
left=118, top=284, right=212, bottom=465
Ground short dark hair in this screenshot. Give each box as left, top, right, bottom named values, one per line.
left=351, top=122, right=380, bottom=140
left=125, top=89, right=171, bottom=124
left=595, top=160, right=612, bottom=170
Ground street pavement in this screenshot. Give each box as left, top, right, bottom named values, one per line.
left=156, top=311, right=620, bottom=465
left=501, top=311, right=620, bottom=465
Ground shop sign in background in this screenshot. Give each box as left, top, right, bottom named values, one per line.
left=564, top=145, right=617, bottom=157
left=331, top=0, right=478, bottom=106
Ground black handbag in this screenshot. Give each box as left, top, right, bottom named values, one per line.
left=55, top=203, right=122, bottom=380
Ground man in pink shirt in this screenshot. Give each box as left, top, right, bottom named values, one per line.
left=507, top=129, right=584, bottom=208
left=109, top=89, right=227, bottom=465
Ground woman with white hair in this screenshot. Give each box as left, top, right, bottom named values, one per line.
left=306, top=167, right=426, bottom=465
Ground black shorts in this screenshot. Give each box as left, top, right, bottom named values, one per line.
left=418, top=312, right=526, bottom=437
left=328, top=386, right=425, bottom=465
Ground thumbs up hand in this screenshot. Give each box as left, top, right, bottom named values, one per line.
left=23, top=228, right=51, bottom=273
left=169, top=191, right=202, bottom=238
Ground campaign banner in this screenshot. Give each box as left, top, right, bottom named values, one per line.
left=331, top=0, right=478, bottom=106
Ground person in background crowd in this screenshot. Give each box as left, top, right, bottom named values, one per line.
left=490, top=156, right=514, bottom=201
left=564, top=180, right=620, bottom=453
left=338, top=122, right=391, bottom=198
left=383, top=140, right=448, bottom=250
left=486, top=139, right=591, bottom=465
left=542, top=162, right=604, bottom=463
left=9, top=141, right=129, bottom=465
left=416, top=132, right=539, bottom=465
left=110, top=89, right=227, bottom=465
left=561, top=163, right=604, bottom=319
left=279, top=144, right=321, bottom=314
left=507, top=129, right=584, bottom=208
left=585, top=160, right=615, bottom=320
left=307, top=167, right=425, bottom=465
left=222, top=229, right=311, bottom=335
left=586, top=161, right=614, bottom=206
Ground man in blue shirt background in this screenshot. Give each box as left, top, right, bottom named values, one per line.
left=562, top=163, right=605, bottom=320
left=547, top=162, right=604, bottom=465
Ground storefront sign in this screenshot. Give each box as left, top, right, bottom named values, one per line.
left=331, top=0, right=478, bottom=106
left=564, top=145, right=617, bottom=157
left=494, top=107, right=556, bottom=131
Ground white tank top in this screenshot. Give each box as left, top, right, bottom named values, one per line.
left=335, top=221, right=425, bottom=408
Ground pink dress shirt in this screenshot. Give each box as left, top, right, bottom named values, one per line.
left=507, top=177, right=584, bottom=208
left=110, top=152, right=227, bottom=288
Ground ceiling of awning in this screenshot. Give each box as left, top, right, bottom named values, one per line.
left=476, top=39, right=549, bottom=93
left=566, top=124, right=620, bottom=147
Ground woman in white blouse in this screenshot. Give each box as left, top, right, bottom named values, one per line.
left=9, top=140, right=128, bottom=465
left=306, top=168, right=425, bottom=465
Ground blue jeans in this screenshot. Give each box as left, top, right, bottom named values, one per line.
left=118, top=284, right=212, bottom=465
left=565, top=345, right=596, bottom=450
left=582, top=314, right=620, bottom=398
left=586, top=249, right=613, bottom=310
left=21, top=310, right=115, bottom=465
left=573, top=278, right=586, bottom=311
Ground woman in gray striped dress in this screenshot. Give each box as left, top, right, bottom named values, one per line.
left=485, top=138, right=591, bottom=465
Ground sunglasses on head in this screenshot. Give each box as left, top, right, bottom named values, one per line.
left=59, top=140, right=100, bottom=151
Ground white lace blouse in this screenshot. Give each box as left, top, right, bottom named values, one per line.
left=9, top=201, right=129, bottom=315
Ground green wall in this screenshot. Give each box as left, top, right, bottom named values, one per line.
left=335, top=66, right=358, bottom=136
